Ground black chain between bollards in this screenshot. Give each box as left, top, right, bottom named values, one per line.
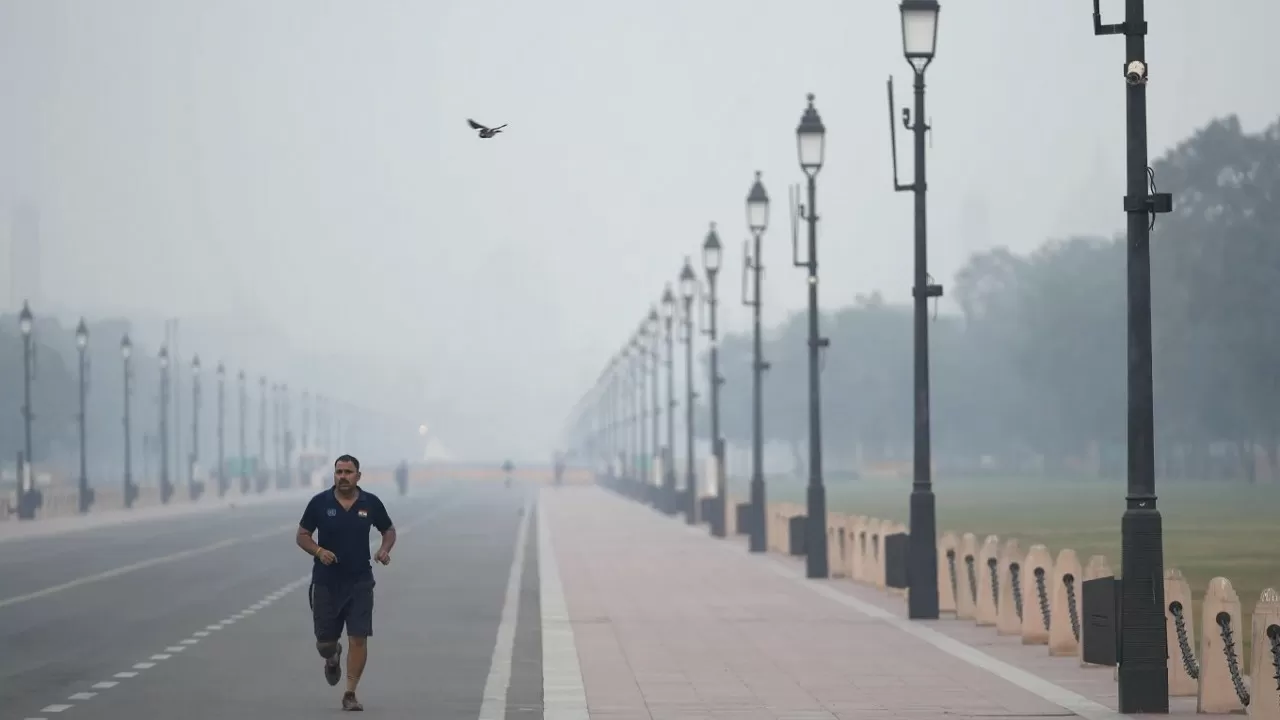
left=1009, top=562, right=1024, bottom=621
left=964, top=555, right=978, bottom=605
left=1064, top=574, right=1080, bottom=643
left=987, top=557, right=1000, bottom=612
left=1033, top=568, right=1052, bottom=632
left=1216, top=611, right=1250, bottom=707
left=1168, top=601, right=1200, bottom=680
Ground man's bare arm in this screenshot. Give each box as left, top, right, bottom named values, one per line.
left=296, top=526, right=322, bottom=557
left=377, top=526, right=397, bottom=554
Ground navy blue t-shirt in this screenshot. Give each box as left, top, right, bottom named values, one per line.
left=299, top=488, right=393, bottom=585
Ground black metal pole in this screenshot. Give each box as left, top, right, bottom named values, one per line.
left=706, top=274, right=724, bottom=537
left=907, top=68, right=940, bottom=618
left=238, top=374, right=248, bottom=494
left=802, top=173, right=828, bottom=578
left=160, top=360, right=171, bottom=504
left=1095, top=0, right=1169, bottom=710
left=78, top=344, right=89, bottom=513
left=258, top=377, right=267, bottom=493
left=283, top=386, right=291, bottom=489
left=748, top=229, right=767, bottom=553
left=217, top=370, right=226, bottom=497
left=123, top=351, right=134, bottom=509
left=190, top=364, right=200, bottom=500
left=22, top=332, right=33, bottom=482
left=650, top=332, right=660, bottom=505
left=663, top=316, right=676, bottom=514
left=682, top=299, right=696, bottom=524
left=636, top=345, right=647, bottom=493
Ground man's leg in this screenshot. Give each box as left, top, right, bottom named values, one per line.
left=309, top=582, right=344, bottom=686
left=340, top=579, right=376, bottom=711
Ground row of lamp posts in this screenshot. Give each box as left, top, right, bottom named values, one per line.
left=574, top=0, right=1174, bottom=712
left=10, top=301, right=346, bottom=520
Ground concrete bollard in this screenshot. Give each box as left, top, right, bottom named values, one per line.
left=843, top=516, right=862, bottom=579
left=937, top=531, right=959, bottom=614
left=1021, top=544, right=1053, bottom=645
left=975, top=535, right=1001, bottom=626
left=848, top=516, right=866, bottom=581
left=1197, top=577, right=1247, bottom=714
left=868, top=519, right=885, bottom=589
left=996, top=538, right=1023, bottom=636
left=1048, top=548, right=1082, bottom=657
left=1249, top=587, right=1280, bottom=720
left=858, top=518, right=879, bottom=585
left=1163, top=568, right=1199, bottom=697
left=955, top=533, right=979, bottom=620
left=1078, top=554, right=1113, bottom=668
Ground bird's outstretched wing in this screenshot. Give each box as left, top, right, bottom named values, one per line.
left=491, top=124, right=508, bottom=131
left=467, top=118, right=486, bottom=130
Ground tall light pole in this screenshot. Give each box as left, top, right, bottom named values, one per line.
left=647, top=308, right=661, bottom=506
left=122, top=334, right=136, bottom=509
left=1093, top=0, right=1173, bottom=711
left=678, top=257, right=698, bottom=525
left=216, top=362, right=226, bottom=497
left=158, top=346, right=173, bottom=504
left=238, top=370, right=248, bottom=494
left=701, top=223, right=725, bottom=537
left=630, top=333, right=644, bottom=492
left=75, top=319, right=93, bottom=513
left=660, top=284, right=677, bottom=515
left=190, top=355, right=202, bottom=501
left=258, top=375, right=267, bottom=493
left=792, top=93, right=829, bottom=578
left=18, top=301, right=34, bottom=498
left=891, top=0, right=944, bottom=619
left=744, top=172, right=770, bottom=553
left=282, top=383, right=292, bottom=489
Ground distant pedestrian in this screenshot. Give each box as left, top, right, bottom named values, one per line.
left=295, top=454, right=396, bottom=711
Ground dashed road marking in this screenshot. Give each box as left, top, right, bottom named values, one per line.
left=67, top=692, right=96, bottom=700
left=113, top=671, right=138, bottom=678
left=39, top=705, right=72, bottom=712
left=90, top=682, right=118, bottom=689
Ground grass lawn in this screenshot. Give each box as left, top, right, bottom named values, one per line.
left=731, top=475, right=1279, bottom=670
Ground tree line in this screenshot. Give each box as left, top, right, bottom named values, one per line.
left=704, top=114, right=1280, bottom=483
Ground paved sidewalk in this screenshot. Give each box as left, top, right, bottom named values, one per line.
left=541, top=486, right=1132, bottom=720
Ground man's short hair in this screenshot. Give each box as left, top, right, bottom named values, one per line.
left=335, top=454, right=361, bottom=471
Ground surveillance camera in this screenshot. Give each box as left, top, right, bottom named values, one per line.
left=1125, top=60, right=1147, bottom=85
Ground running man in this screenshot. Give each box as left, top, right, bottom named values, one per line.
left=296, top=454, right=396, bottom=711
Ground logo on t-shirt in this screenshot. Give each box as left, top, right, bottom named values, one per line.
left=327, top=508, right=337, bottom=517
left=357, top=508, right=368, bottom=518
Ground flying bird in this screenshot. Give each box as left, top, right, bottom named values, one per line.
left=467, top=118, right=508, bottom=138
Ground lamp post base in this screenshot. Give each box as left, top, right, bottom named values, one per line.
left=907, top=487, right=940, bottom=619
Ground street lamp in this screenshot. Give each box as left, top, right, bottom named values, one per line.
left=190, top=355, right=202, bottom=500
left=889, top=0, right=943, bottom=618
left=281, top=383, right=291, bottom=489
left=216, top=362, right=226, bottom=497
left=701, top=222, right=726, bottom=537
left=743, top=172, right=770, bottom=553
left=792, top=93, right=829, bottom=579
left=18, top=301, right=34, bottom=510
left=76, top=319, right=93, bottom=513
left=158, top=346, right=173, bottom=504
left=646, top=308, right=661, bottom=507
left=121, top=334, right=137, bottom=509
left=678, top=256, right=698, bottom=525
left=238, top=370, right=248, bottom=494
left=660, top=284, right=677, bottom=514
left=1092, top=0, right=1173, bottom=711
left=258, top=376, right=267, bottom=493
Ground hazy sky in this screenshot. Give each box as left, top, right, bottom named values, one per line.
left=1, top=0, right=1278, bottom=460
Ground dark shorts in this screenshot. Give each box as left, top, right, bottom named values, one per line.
left=308, top=577, right=375, bottom=642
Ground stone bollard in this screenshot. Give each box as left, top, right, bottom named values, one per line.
left=1078, top=554, right=1113, bottom=668
left=868, top=519, right=886, bottom=589
left=996, top=538, right=1023, bottom=636
left=1249, top=587, right=1280, bottom=720
left=1021, top=544, right=1053, bottom=645
left=1048, top=548, right=1082, bottom=656
left=858, top=518, right=880, bottom=585
left=937, top=531, right=959, bottom=614
left=955, top=533, right=979, bottom=620
left=1198, top=577, right=1248, bottom=714
left=975, top=535, right=1001, bottom=626
left=1163, top=568, right=1199, bottom=697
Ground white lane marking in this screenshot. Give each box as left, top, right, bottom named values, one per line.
left=205, top=624, right=223, bottom=630
left=113, top=672, right=137, bottom=678
left=40, top=704, right=73, bottom=712
left=67, top=692, right=96, bottom=700
left=192, top=631, right=209, bottom=637
left=90, top=681, right=118, bottom=689
left=538, top=493, right=588, bottom=720
left=179, top=638, right=199, bottom=645
left=164, top=646, right=186, bottom=652
left=0, top=523, right=295, bottom=610
left=132, top=662, right=155, bottom=669
left=150, top=654, right=171, bottom=660
left=477, top=495, right=534, bottom=720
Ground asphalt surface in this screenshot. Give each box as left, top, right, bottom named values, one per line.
left=1, top=480, right=544, bottom=719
